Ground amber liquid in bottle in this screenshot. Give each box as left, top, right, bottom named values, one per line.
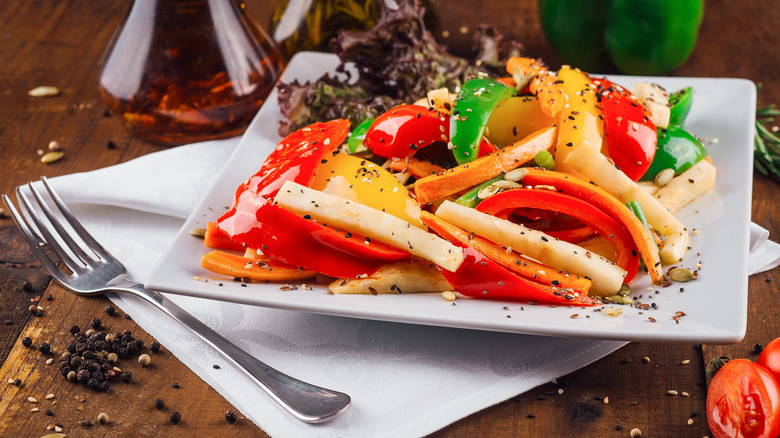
left=99, top=0, right=285, bottom=145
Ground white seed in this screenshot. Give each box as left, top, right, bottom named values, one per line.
left=28, top=86, right=60, bottom=97
left=46, top=358, right=53, bottom=365
left=682, top=391, right=690, bottom=397
left=491, top=180, right=521, bottom=190
left=55, top=425, right=63, bottom=432
left=45, top=393, right=55, bottom=400
left=28, top=396, right=38, bottom=403
left=603, top=397, right=609, bottom=404
left=138, top=353, right=151, bottom=366
left=504, top=168, right=529, bottom=182
left=667, top=390, right=679, bottom=396
left=681, top=359, right=691, bottom=365
left=630, top=428, right=642, bottom=437
left=40, top=151, right=63, bottom=164
left=48, top=140, right=61, bottom=151
left=442, top=291, right=457, bottom=301
left=189, top=227, right=207, bottom=237
left=603, top=306, right=623, bottom=317
left=668, top=267, right=697, bottom=282
left=31, top=407, right=40, bottom=412
left=477, top=184, right=500, bottom=200
left=654, top=168, right=674, bottom=187
left=98, top=412, right=110, bottom=424
left=687, top=418, right=694, bottom=425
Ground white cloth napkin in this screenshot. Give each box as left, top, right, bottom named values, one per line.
left=45, top=139, right=780, bottom=437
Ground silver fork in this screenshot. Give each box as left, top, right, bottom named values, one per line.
left=2, top=177, right=350, bottom=423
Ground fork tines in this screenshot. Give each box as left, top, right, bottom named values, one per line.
left=3, top=177, right=107, bottom=278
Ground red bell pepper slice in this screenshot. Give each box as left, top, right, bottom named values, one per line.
left=364, top=105, right=448, bottom=159
left=218, top=119, right=350, bottom=239
left=364, top=104, right=496, bottom=161
left=596, top=79, right=657, bottom=181
left=438, top=247, right=597, bottom=306
left=213, top=119, right=409, bottom=274
left=230, top=202, right=390, bottom=279
left=475, top=188, right=639, bottom=283
left=521, top=168, right=662, bottom=285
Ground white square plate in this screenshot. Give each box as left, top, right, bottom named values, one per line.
left=146, top=52, right=755, bottom=343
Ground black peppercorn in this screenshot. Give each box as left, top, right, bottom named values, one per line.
left=38, top=342, right=51, bottom=354
left=225, top=410, right=238, bottom=423
left=45, top=409, right=53, bottom=416
left=170, top=411, right=181, bottom=424
left=21, top=337, right=32, bottom=348
left=13, top=378, right=21, bottom=386
left=69, top=325, right=80, bottom=334
left=155, top=399, right=165, bottom=409
left=77, top=369, right=91, bottom=383
left=90, top=317, right=101, bottom=329
left=82, top=350, right=93, bottom=360
left=172, top=382, right=180, bottom=389
left=148, top=341, right=161, bottom=353
left=99, top=381, right=110, bottom=391
left=120, top=371, right=132, bottom=383
left=104, top=305, right=116, bottom=316
left=87, top=377, right=100, bottom=389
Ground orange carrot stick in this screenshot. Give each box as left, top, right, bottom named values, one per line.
left=420, top=211, right=591, bottom=295
left=201, top=250, right=317, bottom=282
left=413, top=126, right=556, bottom=205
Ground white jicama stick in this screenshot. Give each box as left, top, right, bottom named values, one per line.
left=435, top=200, right=626, bottom=296
left=329, top=258, right=451, bottom=294
left=660, top=230, right=690, bottom=264
left=274, top=181, right=464, bottom=272
left=563, top=143, right=686, bottom=237
left=654, top=160, right=717, bottom=213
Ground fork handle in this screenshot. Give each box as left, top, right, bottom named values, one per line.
left=119, top=282, right=350, bottom=423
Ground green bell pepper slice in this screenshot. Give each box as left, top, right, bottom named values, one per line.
left=539, top=0, right=704, bottom=75
left=669, top=87, right=694, bottom=127
left=640, top=125, right=707, bottom=181
left=347, top=117, right=374, bottom=153
left=450, top=77, right=515, bottom=164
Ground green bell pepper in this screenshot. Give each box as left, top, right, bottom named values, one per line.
left=538, top=0, right=704, bottom=75
left=669, top=87, right=694, bottom=127
left=347, top=117, right=374, bottom=153
left=640, top=125, right=707, bottom=181
left=450, top=77, right=515, bottom=164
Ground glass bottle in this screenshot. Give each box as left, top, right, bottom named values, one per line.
left=98, top=0, right=285, bottom=146
left=270, top=0, right=437, bottom=57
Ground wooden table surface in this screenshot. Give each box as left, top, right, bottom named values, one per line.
left=1, top=0, right=779, bottom=436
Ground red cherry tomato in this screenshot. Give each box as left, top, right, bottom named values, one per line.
left=706, top=358, right=780, bottom=438
left=597, top=79, right=657, bottom=181
left=758, top=337, right=780, bottom=384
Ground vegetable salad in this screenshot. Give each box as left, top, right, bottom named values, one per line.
left=199, top=56, right=715, bottom=307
